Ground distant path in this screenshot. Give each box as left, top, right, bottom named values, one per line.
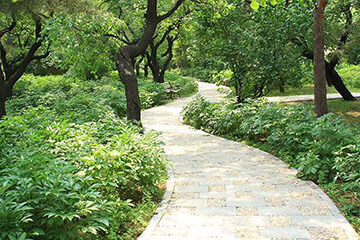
left=140, top=82, right=358, bottom=240
left=267, top=93, right=360, bottom=103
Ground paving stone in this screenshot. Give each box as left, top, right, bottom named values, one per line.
left=265, top=196, right=286, bottom=207
left=226, top=198, right=266, bottom=207
left=298, top=206, right=333, bottom=216
left=196, top=206, right=237, bottom=216
left=170, top=198, right=207, bottom=207
left=236, top=207, right=258, bottom=216
left=152, top=226, right=189, bottom=236
left=207, top=198, right=226, bottom=207
left=188, top=226, right=235, bottom=238
left=270, top=216, right=292, bottom=227
left=174, top=185, right=208, bottom=193
left=257, top=207, right=301, bottom=216
left=292, top=216, right=346, bottom=228
left=159, top=215, right=204, bottom=227
left=260, top=226, right=311, bottom=239
left=307, top=227, right=348, bottom=240
left=209, top=185, right=226, bottom=192
left=236, top=226, right=260, bottom=238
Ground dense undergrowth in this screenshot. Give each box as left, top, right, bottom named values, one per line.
left=182, top=96, right=360, bottom=231
left=0, top=71, right=197, bottom=240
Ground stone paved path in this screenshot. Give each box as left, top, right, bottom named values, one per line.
left=267, top=93, right=360, bottom=103
left=140, top=82, right=358, bottom=240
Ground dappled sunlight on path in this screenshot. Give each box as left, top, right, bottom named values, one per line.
left=140, top=82, right=358, bottom=240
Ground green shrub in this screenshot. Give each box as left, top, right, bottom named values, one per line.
left=1, top=73, right=169, bottom=239
left=165, top=70, right=198, bottom=97
left=139, top=81, right=167, bottom=109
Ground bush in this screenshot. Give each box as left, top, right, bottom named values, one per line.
left=165, top=70, right=198, bottom=97
left=1, top=74, right=169, bottom=239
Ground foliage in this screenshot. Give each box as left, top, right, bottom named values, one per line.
left=165, top=70, right=198, bottom=97
left=0, top=73, right=173, bottom=239
left=46, top=13, right=121, bottom=80
left=337, top=64, right=360, bottom=89
left=182, top=96, right=360, bottom=229
left=0, top=70, right=198, bottom=238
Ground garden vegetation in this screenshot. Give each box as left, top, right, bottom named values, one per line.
left=0, top=71, right=197, bottom=240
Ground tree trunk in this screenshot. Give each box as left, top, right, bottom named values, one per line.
left=0, top=80, right=15, bottom=119
left=279, top=77, right=285, bottom=93
left=152, top=63, right=162, bottom=83
left=117, top=51, right=142, bottom=122
left=326, top=63, right=355, bottom=101
left=115, top=0, right=185, bottom=121
left=159, top=68, right=166, bottom=84
left=144, top=63, right=149, bottom=78
left=313, top=0, right=328, bottom=117
left=0, top=94, right=6, bottom=119
left=301, top=51, right=355, bottom=101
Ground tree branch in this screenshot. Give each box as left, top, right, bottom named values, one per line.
left=329, top=3, right=352, bottom=70
left=0, top=13, right=16, bottom=39
left=157, top=0, right=186, bottom=22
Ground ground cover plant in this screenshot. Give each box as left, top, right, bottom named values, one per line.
left=0, top=71, right=197, bottom=240
left=182, top=95, right=360, bottom=231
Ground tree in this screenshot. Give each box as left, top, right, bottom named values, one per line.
left=290, top=0, right=357, bottom=101
left=313, top=0, right=328, bottom=117
left=115, top=0, right=185, bottom=122
left=176, top=1, right=305, bottom=100
left=0, top=0, right=94, bottom=118
left=146, top=16, right=185, bottom=83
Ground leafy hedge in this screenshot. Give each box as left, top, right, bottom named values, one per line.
left=0, top=71, right=197, bottom=240
left=182, top=96, right=360, bottom=230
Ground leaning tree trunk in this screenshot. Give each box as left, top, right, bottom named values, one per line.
left=301, top=51, right=355, bottom=101
left=326, top=63, right=355, bottom=101
left=313, top=0, right=328, bottom=117
left=117, top=51, right=142, bottom=122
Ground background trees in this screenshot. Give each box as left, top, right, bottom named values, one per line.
left=0, top=0, right=95, bottom=118
left=114, top=0, right=185, bottom=122
left=176, top=0, right=359, bottom=111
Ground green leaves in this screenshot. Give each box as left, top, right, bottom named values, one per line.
left=250, top=0, right=260, bottom=10
left=0, top=73, right=180, bottom=239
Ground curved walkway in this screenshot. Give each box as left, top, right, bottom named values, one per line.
left=140, top=82, right=358, bottom=240
left=267, top=93, right=360, bottom=103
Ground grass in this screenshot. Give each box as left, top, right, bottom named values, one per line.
left=289, top=100, right=360, bottom=124
left=268, top=84, right=360, bottom=97
left=327, top=100, right=360, bottom=124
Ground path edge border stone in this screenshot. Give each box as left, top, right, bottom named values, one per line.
left=137, top=164, right=175, bottom=240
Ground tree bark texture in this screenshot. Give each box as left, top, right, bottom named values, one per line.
left=313, top=0, right=328, bottom=117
